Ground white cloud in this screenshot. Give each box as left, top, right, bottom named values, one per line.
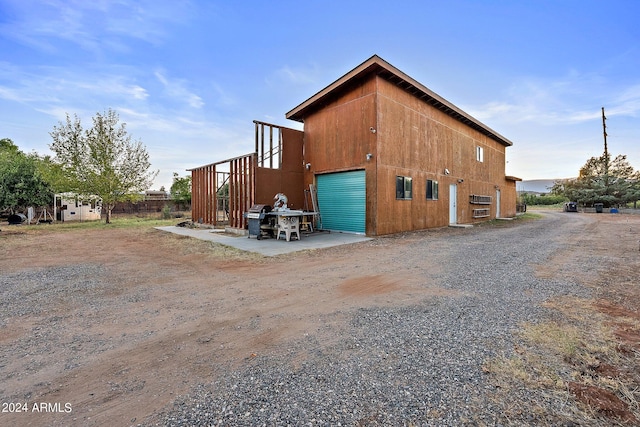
left=0, top=85, right=29, bottom=102
left=271, top=63, right=320, bottom=86
left=609, top=84, right=640, bottom=117
left=467, top=72, right=640, bottom=127
left=154, top=70, right=204, bottom=109
left=0, top=65, right=151, bottom=114
left=116, top=106, right=247, bottom=145
left=460, top=70, right=640, bottom=180
left=209, top=82, right=236, bottom=107
left=0, top=0, right=194, bottom=54
left=129, top=85, right=149, bottom=100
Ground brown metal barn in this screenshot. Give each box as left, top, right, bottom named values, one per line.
left=190, top=55, right=520, bottom=236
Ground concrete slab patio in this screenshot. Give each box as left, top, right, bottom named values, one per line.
left=155, top=226, right=372, bottom=256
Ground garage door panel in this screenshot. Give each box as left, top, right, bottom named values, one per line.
left=316, top=170, right=365, bottom=234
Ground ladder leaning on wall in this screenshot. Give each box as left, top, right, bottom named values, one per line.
left=308, top=184, right=321, bottom=230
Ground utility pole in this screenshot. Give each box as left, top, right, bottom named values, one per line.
left=602, top=107, right=608, bottom=160
left=602, top=107, right=609, bottom=181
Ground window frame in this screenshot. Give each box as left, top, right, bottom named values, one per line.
left=426, top=179, right=438, bottom=200
left=395, top=176, right=413, bottom=200
left=476, top=146, right=484, bottom=162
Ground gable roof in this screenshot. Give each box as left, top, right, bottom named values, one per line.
left=285, top=55, right=513, bottom=147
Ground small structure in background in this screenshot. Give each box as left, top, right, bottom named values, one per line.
left=144, top=190, right=170, bottom=201
left=54, top=193, right=102, bottom=222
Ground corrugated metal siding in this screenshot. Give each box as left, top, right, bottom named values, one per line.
left=316, top=170, right=366, bottom=234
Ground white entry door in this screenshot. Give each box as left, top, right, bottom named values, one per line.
left=496, top=189, right=501, bottom=218
left=449, top=184, right=457, bottom=224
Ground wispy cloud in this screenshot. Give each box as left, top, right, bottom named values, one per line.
left=154, top=70, right=204, bottom=109
left=0, top=64, right=150, bottom=117
left=468, top=73, right=640, bottom=126
left=209, top=82, right=237, bottom=107
left=271, top=63, right=321, bottom=86
left=610, top=84, right=640, bottom=117
left=0, top=0, right=193, bottom=54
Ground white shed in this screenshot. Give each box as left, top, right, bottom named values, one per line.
left=54, top=193, right=102, bottom=222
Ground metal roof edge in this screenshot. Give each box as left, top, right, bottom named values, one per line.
left=285, top=55, right=514, bottom=147
left=285, top=54, right=383, bottom=121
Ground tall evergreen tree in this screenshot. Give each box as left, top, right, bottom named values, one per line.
left=551, top=153, right=640, bottom=207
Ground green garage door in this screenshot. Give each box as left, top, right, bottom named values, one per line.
left=316, top=170, right=366, bottom=234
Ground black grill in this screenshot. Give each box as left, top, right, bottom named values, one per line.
left=245, top=204, right=273, bottom=239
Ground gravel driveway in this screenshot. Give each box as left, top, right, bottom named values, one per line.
left=160, top=212, right=595, bottom=426
left=2, top=211, right=627, bottom=426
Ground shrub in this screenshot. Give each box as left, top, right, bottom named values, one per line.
left=161, top=205, right=172, bottom=219
left=520, top=193, right=567, bottom=205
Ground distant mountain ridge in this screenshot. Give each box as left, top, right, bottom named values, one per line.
left=518, top=179, right=574, bottom=193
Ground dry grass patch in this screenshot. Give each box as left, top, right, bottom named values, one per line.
left=484, top=296, right=639, bottom=426
left=483, top=214, right=640, bottom=425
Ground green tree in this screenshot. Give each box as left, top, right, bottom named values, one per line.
left=217, top=182, right=229, bottom=197
left=519, top=193, right=567, bottom=206
left=1, top=138, right=19, bottom=153
left=170, top=173, right=191, bottom=210
left=551, top=153, right=640, bottom=207
left=37, top=154, right=75, bottom=193
left=49, top=109, right=158, bottom=223
left=0, top=139, right=54, bottom=212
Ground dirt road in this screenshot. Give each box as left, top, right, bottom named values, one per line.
left=1, top=211, right=638, bottom=426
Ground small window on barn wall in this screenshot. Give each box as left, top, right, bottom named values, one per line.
left=396, top=176, right=412, bottom=200
left=476, top=146, right=484, bottom=162
left=426, top=179, right=438, bottom=200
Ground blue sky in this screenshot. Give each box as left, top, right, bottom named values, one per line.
left=1, top=0, right=639, bottom=191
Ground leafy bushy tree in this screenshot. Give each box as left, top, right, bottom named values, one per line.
left=0, top=137, right=19, bottom=153
left=551, top=153, right=640, bottom=207
left=49, top=109, right=158, bottom=223
left=0, top=138, right=54, bottom=213
left=170, top=172, right=191, bottom=210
